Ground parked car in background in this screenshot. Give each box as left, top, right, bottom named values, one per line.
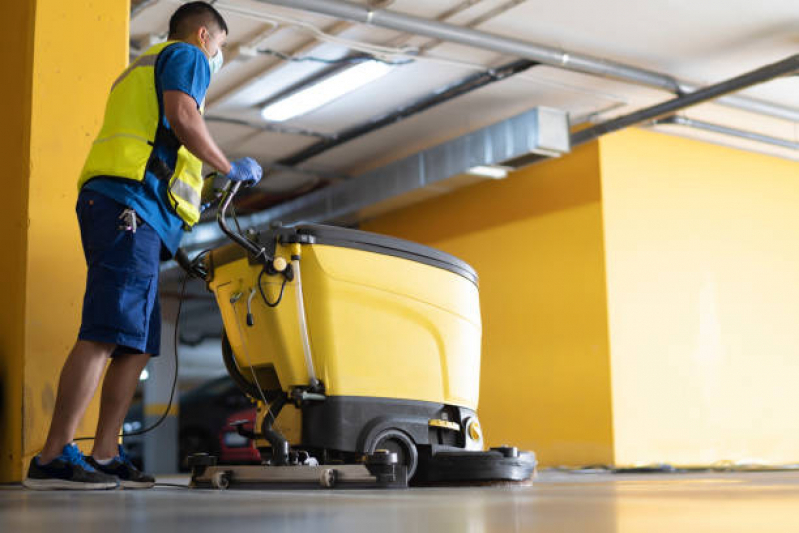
left=179, top=376, right=253, bottom=470
left=218, top=408, right=261, bottom=465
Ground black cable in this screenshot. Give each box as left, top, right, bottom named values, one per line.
left=257, top=266, right=288, bottom=308
left=257, top=48, right=414, bottom=66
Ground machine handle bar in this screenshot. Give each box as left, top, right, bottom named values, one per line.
left=216, top=180, right=271, bottom=263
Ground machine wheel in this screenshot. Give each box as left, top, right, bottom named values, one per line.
left=221, top=331, right=281, bottom=402
left=179, top=430, right=216, bottom=472
left=211, top=471, right=230, bottom=490
left=319, top=469, right=338, bottom=488
left=370, top=430, right=418, bottom=480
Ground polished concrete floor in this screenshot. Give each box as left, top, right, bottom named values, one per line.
left=2, top=470, right=799, bottom=532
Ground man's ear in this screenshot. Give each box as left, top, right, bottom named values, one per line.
left=194, top=25, right=207, bottom=45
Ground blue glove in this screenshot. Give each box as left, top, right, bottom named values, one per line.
left=226, top=157, right=263, bottom=186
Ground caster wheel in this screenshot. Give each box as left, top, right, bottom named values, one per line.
left=319, top=468, right=338, bottom=488
left=211, top=471, right=230, bottom=490
left=187, top=453, right=217, bottom=468
left=370, top=429, right=418, bottom=480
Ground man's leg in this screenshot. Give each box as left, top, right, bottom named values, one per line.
left=39, top=339, right=116, bottom=463
left=91, top=352, right=151, bottom=459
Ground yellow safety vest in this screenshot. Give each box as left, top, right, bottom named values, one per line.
left=78, top=41, right=205, bottom=229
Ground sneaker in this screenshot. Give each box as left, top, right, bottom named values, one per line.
left=23, top=443, right=119, bottom=490
left=86, top=445, right=155, bottom=489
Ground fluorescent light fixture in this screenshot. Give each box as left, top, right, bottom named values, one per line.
left=262, top=61, right=393, bottom=122
left=467, top=165, right=512, bottom=179
left=139, top=369, right=149, bottom=381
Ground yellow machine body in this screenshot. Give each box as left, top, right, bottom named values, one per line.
left=197, top=222, right=536, bottom=484
left=208, top=238, right=482, bottom=410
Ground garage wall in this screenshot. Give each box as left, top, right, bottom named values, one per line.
left=600, top=128, right=799, bottom=466
left=363, top=142, right=615, bottom=467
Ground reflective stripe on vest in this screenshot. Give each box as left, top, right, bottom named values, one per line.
left=78, top=41, right=205, bottom=229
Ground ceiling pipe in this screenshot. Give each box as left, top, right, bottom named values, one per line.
left=259, top=0, right=677, bottom=90
left=180, top=106, right=570, bottom=251
left=257, top=0, right=799, bottom=123
left=278, top=58, right=538, bottom=166
left=654, top=115, right=799, bottom=152
left=571, top=54, right=799, bottom=146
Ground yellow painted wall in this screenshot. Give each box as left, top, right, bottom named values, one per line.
left=363, top=142, right=615, bottom=466
left=0, top=0, right=129, bottom=482
left=600, top=128, right=799, bottom=466
left=0, top=0, right=36, bottom=482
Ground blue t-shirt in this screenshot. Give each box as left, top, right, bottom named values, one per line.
left=84, top=42, right=211, bottom=257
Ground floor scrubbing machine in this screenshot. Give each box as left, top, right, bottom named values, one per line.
left=188, top=182, right=537, bottom=489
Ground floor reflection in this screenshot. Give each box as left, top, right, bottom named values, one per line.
left=1, top=471, right=798, bottom=532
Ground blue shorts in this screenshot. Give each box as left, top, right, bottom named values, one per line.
left=77, top=189, right=162, bottom=356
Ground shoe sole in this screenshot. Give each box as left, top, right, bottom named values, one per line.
left=23, top=478, right=119, bottom=491
left=120, top=480, right=156, bottom=489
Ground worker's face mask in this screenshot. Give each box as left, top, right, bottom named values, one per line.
left=208, top=49, right=224, bottom=77
left=200, top=28, right=225, bottom=77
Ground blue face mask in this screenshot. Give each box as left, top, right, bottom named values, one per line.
left=208, top=49, right=224, bottom=77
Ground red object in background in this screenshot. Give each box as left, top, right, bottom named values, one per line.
left=218, top=408, right=261, bottom=464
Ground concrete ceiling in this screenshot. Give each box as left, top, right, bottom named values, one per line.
left=130, top=0, right=799, bottom=198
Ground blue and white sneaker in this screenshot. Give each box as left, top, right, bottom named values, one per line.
left=23, top=443, right=119, bottom=490
left=86, top=445, right=155, bottom=489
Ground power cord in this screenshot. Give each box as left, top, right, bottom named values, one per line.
left=229, top=294, right=282, bottom=428
left=257, top=267, right=288, bottom=308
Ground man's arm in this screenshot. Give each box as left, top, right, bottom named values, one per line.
left=163, top=90, right=231, bottom=175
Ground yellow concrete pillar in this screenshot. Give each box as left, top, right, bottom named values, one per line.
left=0, top=0, right=129, bottom=482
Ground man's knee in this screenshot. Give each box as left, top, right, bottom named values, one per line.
left=114, top=351, right=152, bottom=367
left=74, top=339, right=117, bottom=359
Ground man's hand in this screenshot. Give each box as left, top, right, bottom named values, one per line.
left=226, top=157, right=263, bottom=186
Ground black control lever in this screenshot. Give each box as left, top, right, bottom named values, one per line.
left=217, top=181, right=272, bottom=264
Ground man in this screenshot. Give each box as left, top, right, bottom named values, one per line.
left=23, top=2, right=261, bottom=490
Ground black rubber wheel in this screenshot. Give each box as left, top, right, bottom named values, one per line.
left=221, top=331, right=281, bottom=402
left=371, top=429, right=418, bottom=480
left=179, top=430, right=216, bottom=472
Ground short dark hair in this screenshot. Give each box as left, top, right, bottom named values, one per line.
left=168, top=2, right=228, bottom=39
